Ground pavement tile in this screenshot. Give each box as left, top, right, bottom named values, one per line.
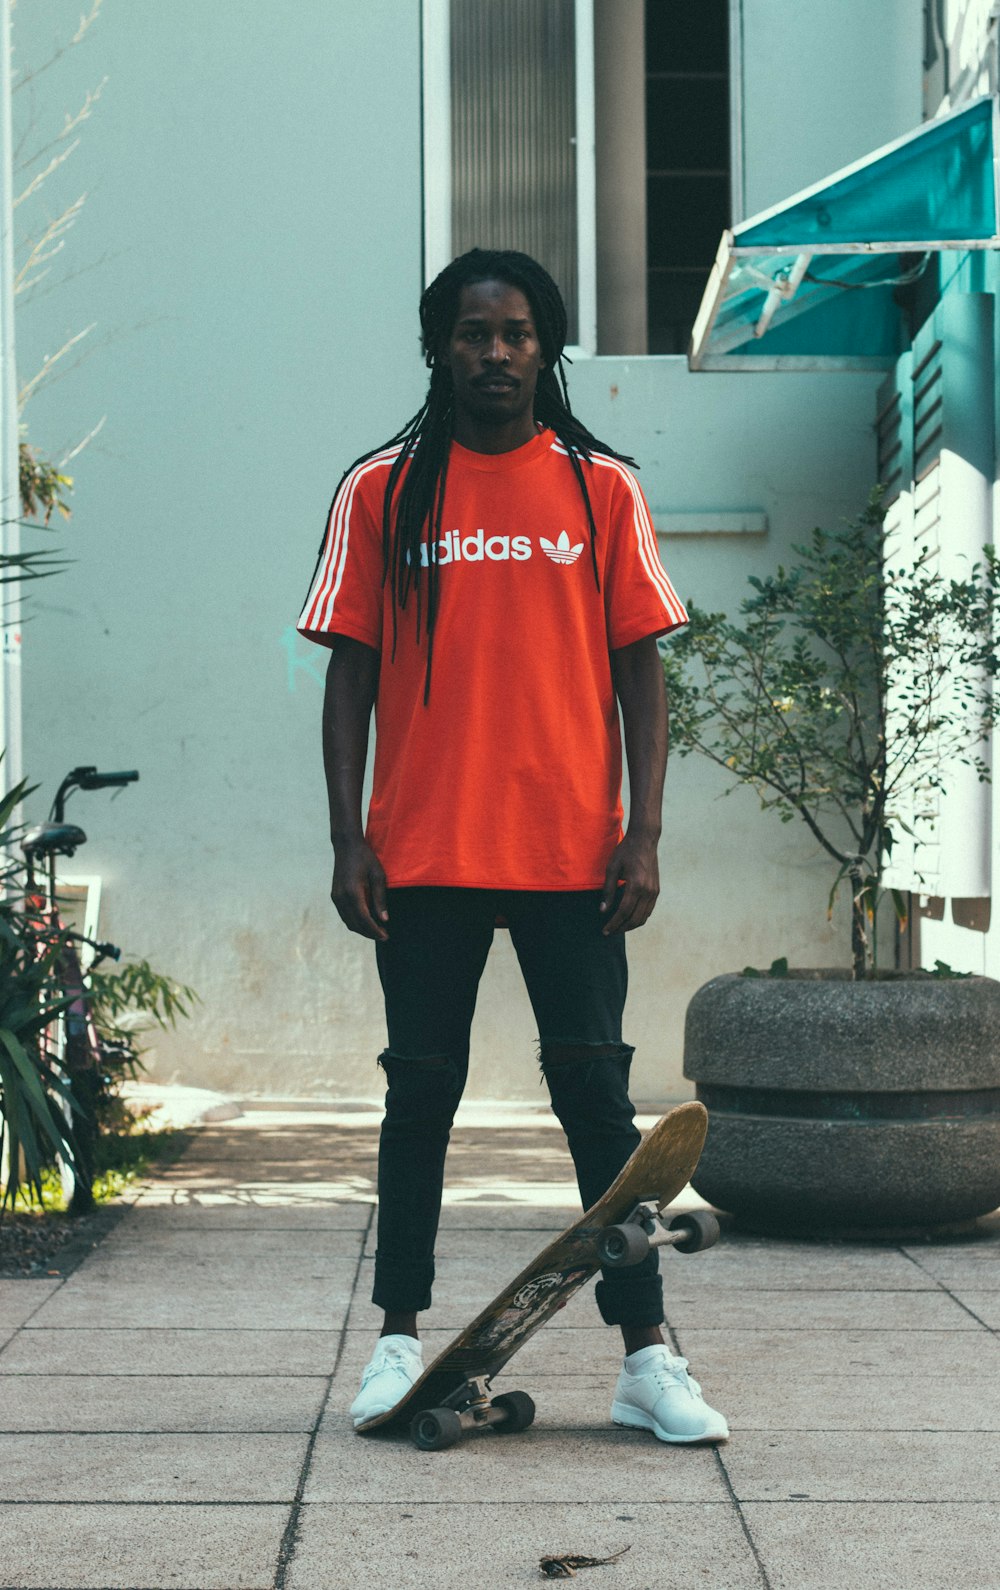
left=0, top=1280, right=63, bottom=1327
left=100, top=1227, right=366, bottom=1259
left=143, top=1173, right=378, bottom=1196
left=0, top=1432, right=308, bottom=1502
left=287, top=1501, right=760, bottom=1589
left=664, top=1287, right=973, bottom=1332
left=362, top=1227, right=558, bottom=1262
left=661, top=1243, right=936, bottom=1291
left=1, top=1328, right=340, bottom=1376
left=154, top=1154, right=365, bottom=1177
left=744, top=1501, right=1000, bottom=1590
left=26, top=1265, right=357, bottom=1330
left=672, top=1326, right=1000, bottom=1377
left=942, top=1291, right=1000, bottom=1329
left=306, top=1417, right=727, bottom=1504
left=0, top=1501, right=287, bottom=1589
left=436, top=1205, right=574, bottom=1230
left=707, top=1371, right=1000, bottom=1431
left=126, top=1199, right=372, bottom=1229
left=724, top=1429, right=1000, bottom=1501
left=135, top=1178, right=376, bottom=1204
left=902, top=1256, right=1000, bottom=1290
left=64, top=1250, right=362, bottom=1287
left=6, top=1111, right=997, bottom=1590
left=0, top=1374, right=328, bottom=1432
left=183, top=1133, right=368, bottom=1163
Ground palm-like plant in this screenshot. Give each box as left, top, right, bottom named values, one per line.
left=0, top=779, right=82, bottom=1210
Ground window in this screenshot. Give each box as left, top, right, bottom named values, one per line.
left=423, top=0, right=735, bottom=356
left=449, top=0, right=583, bottom=344
left=643, top=0, right=731, bottom=353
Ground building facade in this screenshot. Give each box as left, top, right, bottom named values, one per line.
left=13, top=1, right=933, bottom=1101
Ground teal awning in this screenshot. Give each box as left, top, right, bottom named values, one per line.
left=689, top=95, right=1000, bottom=371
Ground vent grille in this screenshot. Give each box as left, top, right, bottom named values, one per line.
left=912, top=338, right=943, bottom=481
left=875, top=388, right=905, bottom=505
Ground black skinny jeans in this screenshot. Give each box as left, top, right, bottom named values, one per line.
left=372, top=887, right=663, bottom=1328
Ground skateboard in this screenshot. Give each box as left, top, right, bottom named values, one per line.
left=356, top=1099, right=719, bottom=1450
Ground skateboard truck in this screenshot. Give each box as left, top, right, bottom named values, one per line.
left=410, top=1376, right=536, bottom=1451
left=596, top=1203, right=720, bottom=1268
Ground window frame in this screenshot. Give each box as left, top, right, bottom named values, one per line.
left=421, top=0, right=742, bottom=359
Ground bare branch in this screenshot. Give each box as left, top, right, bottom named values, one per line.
left=12, top=0, right=103, bottom=93
left=59, top=415, right=106, bottom=468
left=18, top=78, right=108, bottom=173
left=14, top=195, right=87, bottom=294
left=17, top=324, right=96, bottom=410
left=13, top=141, right=81, bottom=208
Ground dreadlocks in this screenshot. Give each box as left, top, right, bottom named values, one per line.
left=332, top=248, right=637, bottom=702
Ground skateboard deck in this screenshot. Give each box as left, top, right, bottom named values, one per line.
left=357, top=1100, right=711, bottom=1439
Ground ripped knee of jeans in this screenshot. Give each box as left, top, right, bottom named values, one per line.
left=378, top=1049, right=455, bottom=1071
left=539, top=1041, right=635, bottom=1072
left=377, top=1049, right=466, bottom=1097
left=538, top=1042, right=636, bottom=1099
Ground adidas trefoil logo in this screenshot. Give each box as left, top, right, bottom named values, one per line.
left=540, top=530, right=584, bottom=565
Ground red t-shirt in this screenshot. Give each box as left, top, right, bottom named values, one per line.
left=298, top=428, right=687, bottom=889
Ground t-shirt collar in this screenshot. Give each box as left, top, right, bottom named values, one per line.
left=448, top=427, right=556, bottom=472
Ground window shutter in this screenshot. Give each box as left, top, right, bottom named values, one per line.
left=881, top=294, right=994, bottom=900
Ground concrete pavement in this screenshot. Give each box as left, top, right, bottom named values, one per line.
left=1, top=1101, right=1000, bottom=1589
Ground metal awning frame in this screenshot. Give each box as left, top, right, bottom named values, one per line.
left=689, top=95, right=1000, bottom=372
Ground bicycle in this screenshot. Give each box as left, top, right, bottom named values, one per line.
left=21, top=765, right=139, bottom=1214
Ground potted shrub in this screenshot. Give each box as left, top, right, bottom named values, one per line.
left=662, top=491, right=1000, bottom=1231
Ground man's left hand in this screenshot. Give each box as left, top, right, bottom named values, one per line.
left=599, top=831, right=660, bottom=935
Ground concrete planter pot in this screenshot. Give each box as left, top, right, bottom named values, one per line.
left=683, top=970, right=1000, bottom=1234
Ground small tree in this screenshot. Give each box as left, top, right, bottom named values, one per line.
left=661, top=491, right=1000, bottom=978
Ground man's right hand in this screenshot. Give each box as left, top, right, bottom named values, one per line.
left=331, top=837, right=389, bottom=941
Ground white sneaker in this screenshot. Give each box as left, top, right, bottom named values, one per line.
left=611, top=1345, right=729, bottom=1444
left=350, top=1334, right=424, bottom=1428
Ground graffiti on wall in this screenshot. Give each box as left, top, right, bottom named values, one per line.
left=280, top=626, right=325, bottom=693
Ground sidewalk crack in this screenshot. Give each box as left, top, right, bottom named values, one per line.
left=667, top=1324, right=772, bottom=1589
left=272, top=1202, right=374, bottom=1590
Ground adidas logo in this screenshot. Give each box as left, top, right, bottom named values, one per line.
left=540, top=531, right=584, bottom=565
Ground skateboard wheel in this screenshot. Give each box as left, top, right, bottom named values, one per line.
left=410, top=1407, right=464, bottom=1451
left=597, top=1223, right=651, bottom=1267
left=491, top=1390, right=536, bottom=1434
left=668, top=1209, right=720, bottom=1254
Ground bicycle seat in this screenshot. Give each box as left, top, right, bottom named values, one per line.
left=21, top=823, right=87, bottom=859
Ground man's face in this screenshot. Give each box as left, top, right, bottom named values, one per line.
left=444, top=279, right=546, bottom=429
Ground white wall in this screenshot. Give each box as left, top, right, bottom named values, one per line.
left=739, top=0, right=923, bottom=218
left=11, top=0, right=926, bottom=1103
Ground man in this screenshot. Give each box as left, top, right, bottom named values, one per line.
left=297, top=248, right=728, bottom=1445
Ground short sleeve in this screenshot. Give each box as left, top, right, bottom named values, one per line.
left=296, top=456, right=389, bottom=650
left=602, top=467, right=688, bottom=650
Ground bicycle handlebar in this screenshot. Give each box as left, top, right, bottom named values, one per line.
left=73, top=768, right=139, bottom=791
left=51, top=766, right=139, bottom=822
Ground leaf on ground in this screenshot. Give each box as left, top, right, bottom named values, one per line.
left=539, top=1546, right=631, bottom=1578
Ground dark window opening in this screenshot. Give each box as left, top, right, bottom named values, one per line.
left=644, top=0, right=731, bottom=354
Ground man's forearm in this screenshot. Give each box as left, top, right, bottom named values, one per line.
left=322, top=636, right=380, bottom=844
left=612, top=636, right=669, bottom=836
